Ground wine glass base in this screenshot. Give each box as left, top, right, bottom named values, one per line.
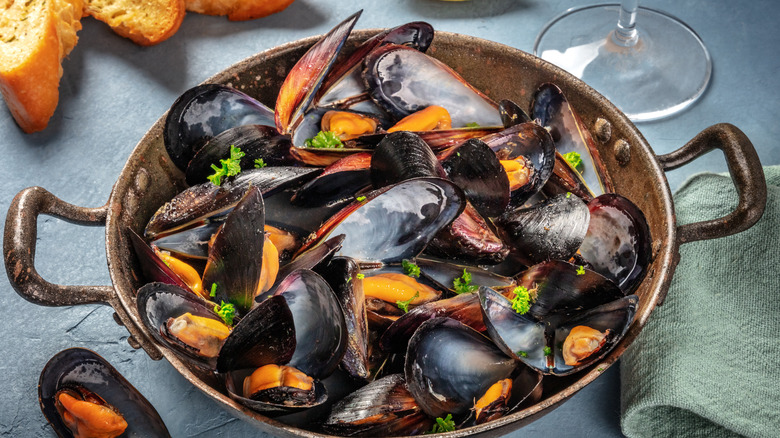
left=534, top=4, right=712, bottom=122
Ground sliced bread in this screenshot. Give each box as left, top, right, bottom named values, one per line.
left=84, top=0, right=186, bottom=46
left=185, top=0, right=294, bottom=21
left=0, top=0, right=84, bottom=133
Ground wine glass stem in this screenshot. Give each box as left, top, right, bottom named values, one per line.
left=614, top=0, right=639, bottom=47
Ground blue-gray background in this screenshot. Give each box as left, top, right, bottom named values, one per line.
left=1, top=0, right=778, bottom=436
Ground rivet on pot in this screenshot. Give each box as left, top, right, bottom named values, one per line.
left=112, top=312, right=124, bottom=326
left=594, top=118, right=612, bottom=143
left=127, top=336, right=141, bottom=350
left=134, top=168, right=150, bottom=192
left=614, top=139, right=631, bottom=166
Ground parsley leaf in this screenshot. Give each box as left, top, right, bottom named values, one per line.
left=304, top=131, right=344, bottom=148
left=254, top=158, right=267, bottom=168
left=207, top=145, right=245, bottom=186
left=427, top=414, right=456, bottom=434
left=356, top=195, right=366, bottom=202
left=576, top=265, right=585, bottom=275
left=465, top=122, right=481, bottom=128
left=562, top=151, right=584, bottom=172
left=396, top=291, right=419, bottom=313
left=543, top=346, right=552, bottom=356
left=517, top=350, right=528, bottom=358
left=209, top=283, right=217, bottom=298
left=453, top=269, right=478, bottom=294
left=214, top=301, right=236, bottom=326
left=356, top=273, right=365, bottom=280
left=510, top=286, right=531, bottom=314
left=402, top=260, right=420, bottom=278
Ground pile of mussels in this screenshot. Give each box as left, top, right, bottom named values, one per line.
left=132, top=11, right=651, bottom=436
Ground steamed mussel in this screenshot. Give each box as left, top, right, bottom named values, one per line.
left=130, top=11, right=652, bottom=436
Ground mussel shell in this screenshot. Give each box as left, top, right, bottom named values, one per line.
left=370, top=131, right=443, bottom=188
left=39, top=348, right=171, bottom=438
left=426, top=202, right=509, bottom=265
left=263, top=234, right=345, bottom=297
left=405, top=317, right=516, bottom=418
left=129, top=228, right=193, bottom=291
left=499, top=99, right=532, bottom=127
left=532, top=83, right=613, bottom=196
left=271, top=269, right=348, bottom=379
left=313, top=257, right=370, bottom=381
left=144, top=166, right=318, bottom=239
left=202, top=186, right=265, bottom=314
left=439, top=138, right=510, bottom=218
left=416, top=257, right=516, bottom=293
left=216, top=295, right=297, bottom=373
left=495, top=193, right=590, bottom=266
left=301, top=177, right=466, bottom=265
left=291, top=152, right=372, bottom=207
left=322, top=374, right=433, bottom=436
left=150, top=221, right=219, bottom=260
left=185, top=125, right=295, bottom=185
left=136, top=282, right=225, bottom=368
left=224, top=368, right=328, bottom=414
left=579, top=194, right=652, bottom=294
left=363, top=44, right=502, bottom=127
left=164, top=84, right=275, bottom=171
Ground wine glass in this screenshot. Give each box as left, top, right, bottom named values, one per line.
left=533, top=1, right=711, bottom=122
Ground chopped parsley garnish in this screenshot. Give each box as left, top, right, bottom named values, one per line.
left=510, top=286, right=531, bottom=314
left=209, top=283, right=218, bottom=297
left=207, top=145, right=245, bottom=186
left=562, top=151, right=584, bottom=172
left=427, top=414, right=456, bottom=434
left=396, top=291, right=419, bottom=313
left=254, top=158, right=267, bottom=168
left=543, top=346, right=552, bottom=357
left=517, top=350, right=528, bottom=358
left=214, top=301, right=236, bottom=326
left=453, top=269, right=478, bottom=294
left=304, top=131, right=344, bottom=148
left=356, top=195, right=366, bottom=202
left=356, top=273, right=365, bottom=280
left=566, top=191, right=572, bottom=198
left=576, top=265, right=585, bottom=275
left=347, top=276, right=352, bottom=283
left=402, top=260, right=420, bottom=278
left=465, top=122, right=481, bottom=128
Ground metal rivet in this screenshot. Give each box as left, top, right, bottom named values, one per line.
left=614, top=139, right=631, bottom=166
left=594, top=118, right=612, bottom=143
left=112, top=312, right=124, bottom=326
left=134, top=168, right=149, bottom=192
left=127, top=336, right=141, bottom=350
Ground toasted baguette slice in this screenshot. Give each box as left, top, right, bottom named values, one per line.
left=84, top=0, right=185, bottom=46
left=0, top=0, right=83, bottom=133
left=185, top=0, right=294, bottom=21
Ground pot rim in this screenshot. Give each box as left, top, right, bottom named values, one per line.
left=105, top=28, right=678, bottom=438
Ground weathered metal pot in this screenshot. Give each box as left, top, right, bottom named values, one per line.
left=3, top=29, right=766, bottom=437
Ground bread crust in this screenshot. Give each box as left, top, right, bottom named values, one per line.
left=186, top=0, right=294, bottom=21
left=84, top=0, right=186, bottom=46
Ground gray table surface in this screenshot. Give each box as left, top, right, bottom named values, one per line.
left=1, top=0, right=778, bottom=436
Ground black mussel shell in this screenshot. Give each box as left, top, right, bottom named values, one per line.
left=145, top=166, right=318, bottom=239
left=224, top=368, right=328, bottom=414
left=164, top=84, right=275, bottom=171
left=150, top=221, right=219, bottom=260
left=39, top=348, right=171, bottom=438
left=499, top=99, right=532, bottom=127
left=532, top=83, right=613, bottom=197
left=322, top=374, right=433, bottom=436
left=291, top=152, right=372, bottom=207
left=405, top=317, right=516, bottom=418
left=202, top=187, right=265, bottom=314
left=185, top=125, right=295, bottom=185
left=579, top=194, right=652, bottom=294
left=439, top=138, right=510, bottom=218
left=495, top=193, right=590, bottom=266
left=543, top=151, right=595, bottom=201
left=370, top=131, right=443, bottom=188
left=416, top=257, right=516, bottom=293
left=129, top=228, right=194, bottom=292
left=216, top=295, right=297, bottom=373
left=426, top=202, right=509, bottom=265
left=314, top=257, right=370, bottom=381
left=276, top=11, right=361, bottom=135
left=271, top=269, right=348, bottom=379
left=262, top=234, right=345, bottom=298
left=363, top=44, right=502, bottom=127
left=136, top=283, right=226, bottom=369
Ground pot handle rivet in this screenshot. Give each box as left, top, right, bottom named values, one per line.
left=614, top=139, right=631, bottom=166
left=127, top=336, right=142, bottom=350
left=594, top=118, right=612, bottom=143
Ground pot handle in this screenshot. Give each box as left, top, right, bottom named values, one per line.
left=3, top=187, right=163, bottom=360
left=657, top=123, right=767, bottom=245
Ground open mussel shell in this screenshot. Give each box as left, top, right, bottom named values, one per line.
left=532, top=83, right=613, bottom=197
left=322, top=374, right=433, bottom=436
left=129, top=228, right=194, bottom=292
left=150, top=221, right=217, bottom=260
left=363, top=44, right=502, bottom=127
left=370, top=131, right=444, bottom=188
left=495, top=193, right=590, bottom=266
left=185, top=125, right=295, bottom=185
left=291, top=152, right=372, bottom=207
left=276, top=11, right=361, bottom=135
left=426, top=201, right=509, bottom=265
left=579, top=194, right=652, bottom=294
left=202, top=186, right=265, bottom=314
left=300, top=177, right=466, bottom=265
left=224, top=368, right=328, bottom=415
left=482, top=122, right=556, bottom=207
left=439, top=138, right=510, bottom=218
left=405, top=317, right=517, bottom=418
left=268, top=269, right=348, bottom=379
left=416, top=257, right=516, bottom=293
left=499, top=99, right=532, bottom=127
left=39, top=348, right=171, bottom=438
left=145, top=166, right=318, bottom=239
left=314, top=257, right=370, bottom=381
left=164, top=84, right=275, bottom=171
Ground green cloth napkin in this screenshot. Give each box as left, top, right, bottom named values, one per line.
left=621, top=165, right=780, bottom=438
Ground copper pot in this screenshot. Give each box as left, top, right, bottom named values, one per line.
left=3, top=30, right=766, bottom=437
